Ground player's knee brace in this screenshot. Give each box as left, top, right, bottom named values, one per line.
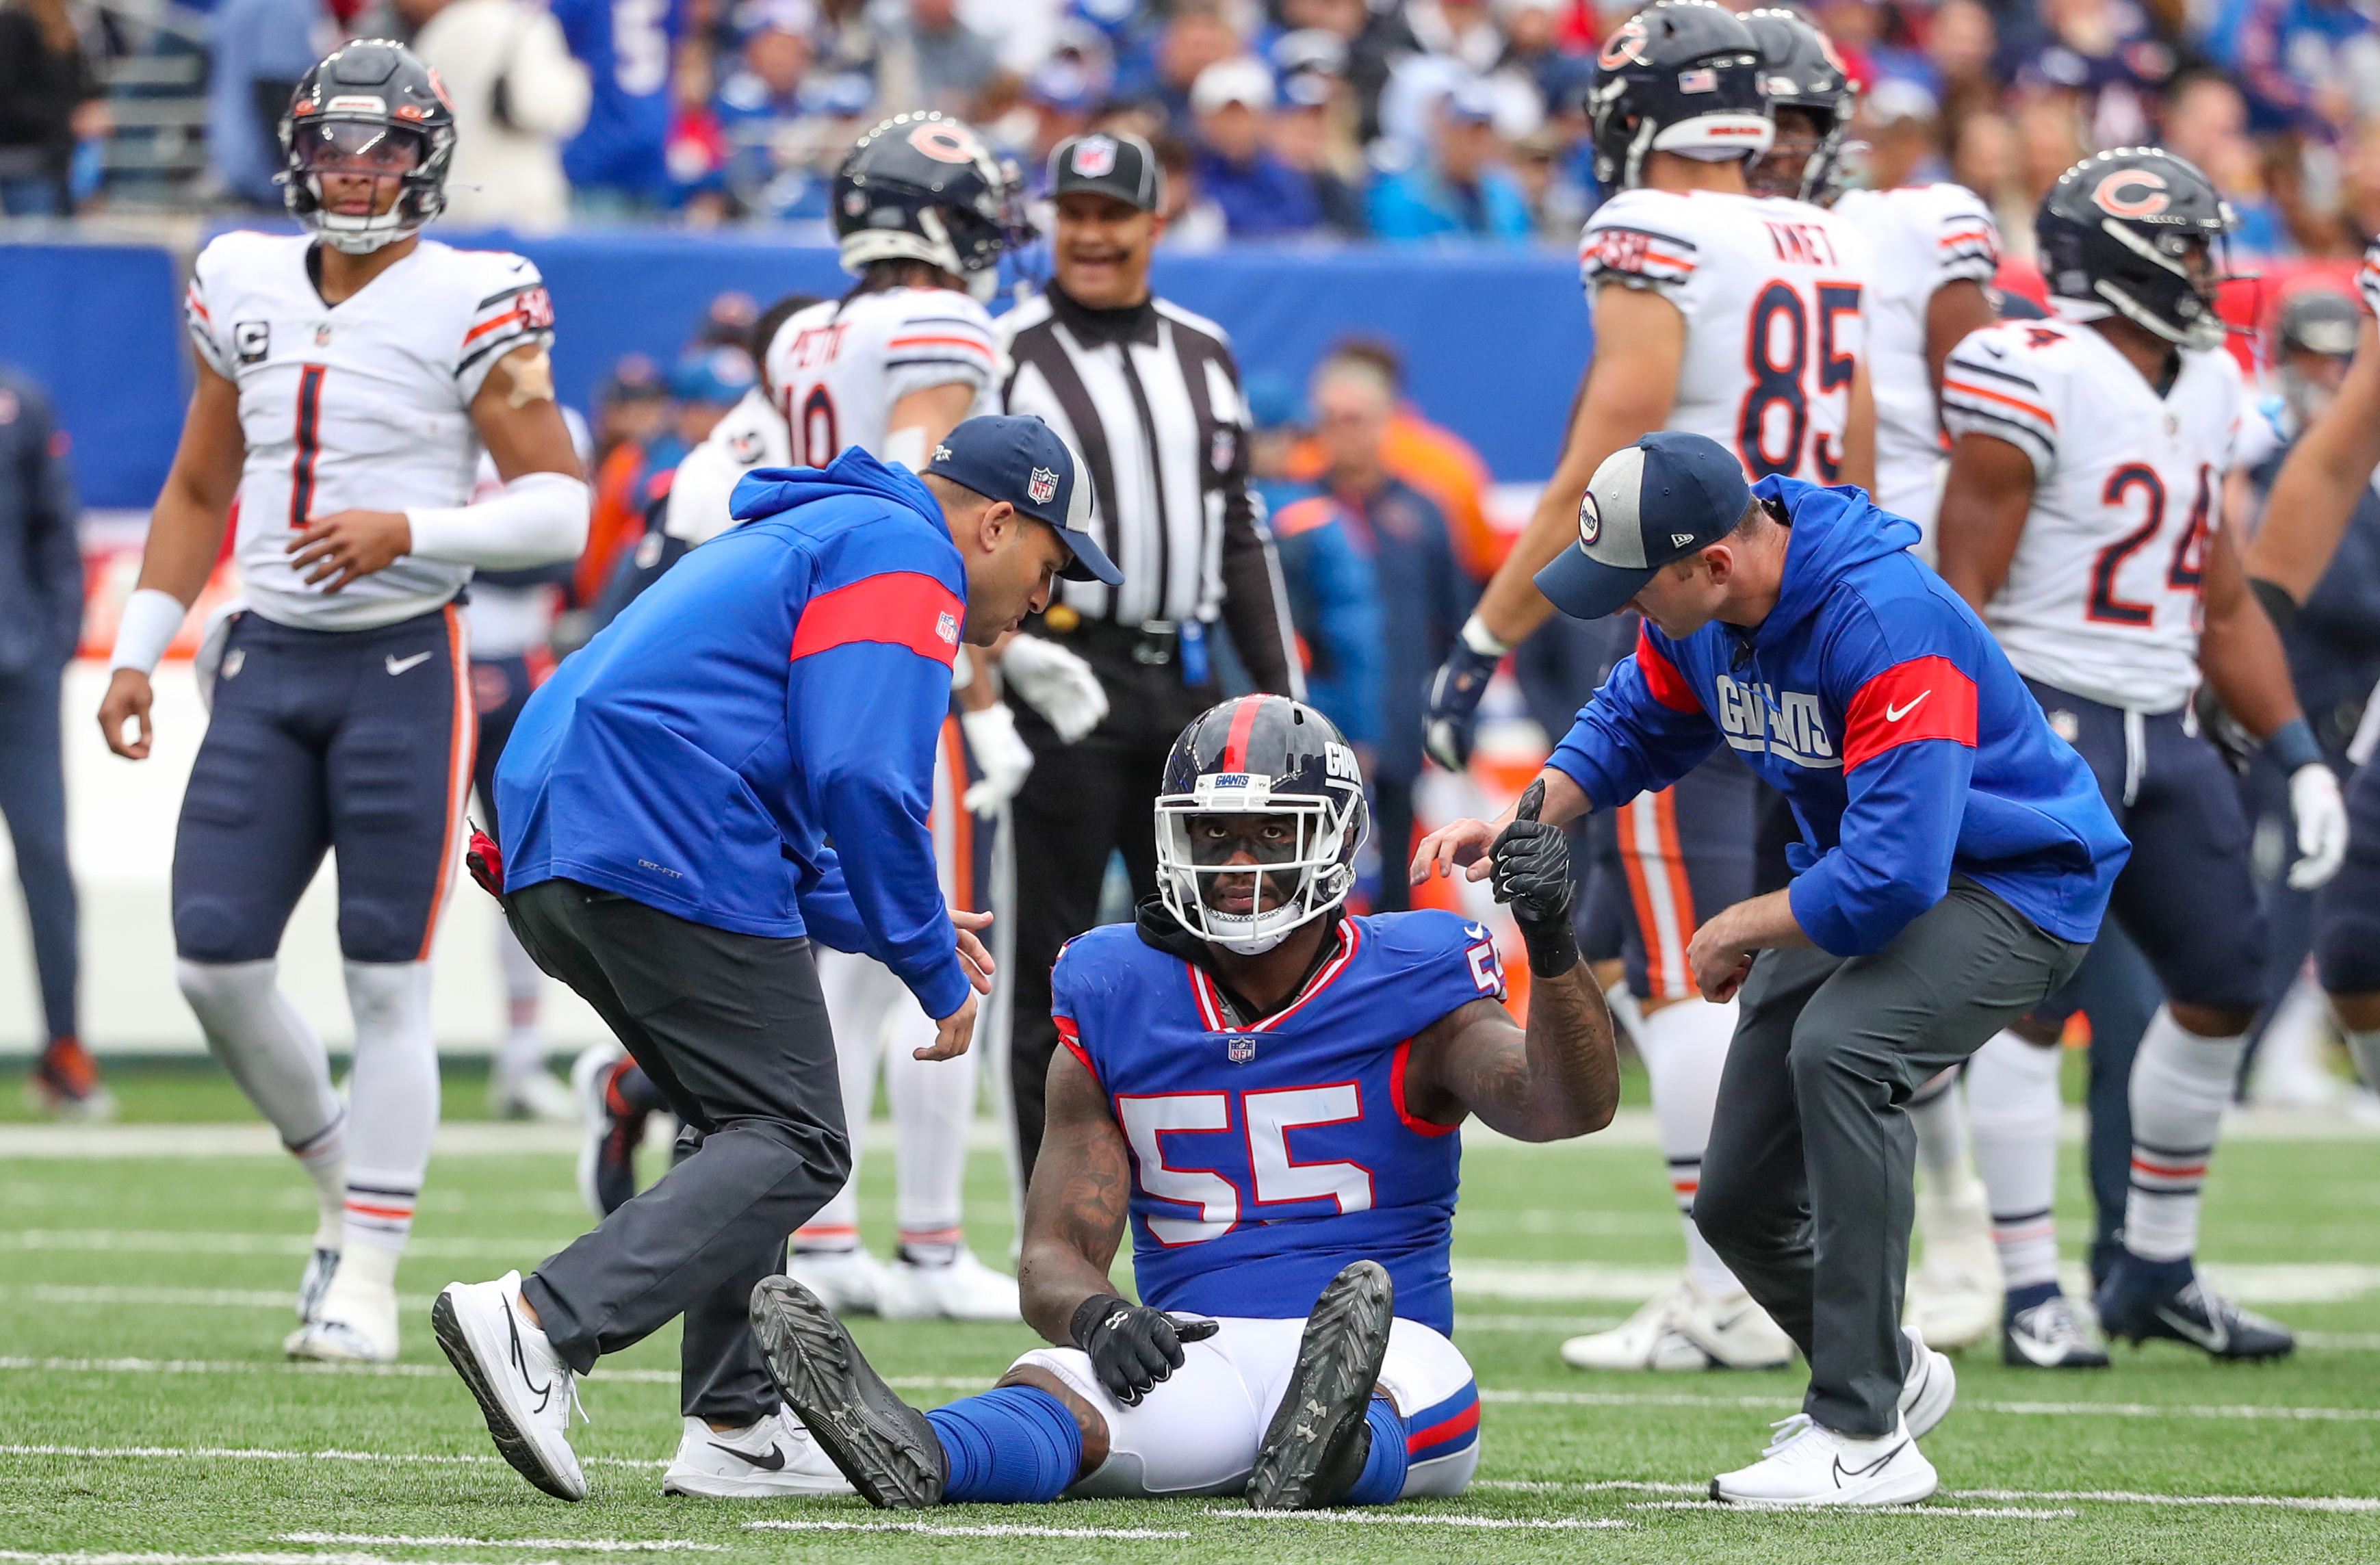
left=925, top=1384, right=1083, bottom=1503
left=1338, top=1396, right=1410, bottom=1506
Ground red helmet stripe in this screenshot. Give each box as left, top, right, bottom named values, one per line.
left=1219, top=697, right=1263, bottom=773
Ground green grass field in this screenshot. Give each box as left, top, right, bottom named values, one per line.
left=3, top=1063, right=2377, bottom=1563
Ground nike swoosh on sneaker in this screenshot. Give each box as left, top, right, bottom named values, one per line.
left=708, top=1442, right=787, bottom=1471
left=1833, top=1443, right=1907, bottom=1485
left=2154, top=1304, right=2229, bottom=1354
left=2007, top=1324, right=2073, bottom=1367
left=385, top=651, right=434, bottom=677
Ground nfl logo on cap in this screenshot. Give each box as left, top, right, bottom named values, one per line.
left=1072, top=135, right=1117, bottom=177
left=1028, top=466, right=1059, bottom=506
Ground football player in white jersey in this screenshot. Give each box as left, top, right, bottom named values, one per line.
left=1425, top=0, right=1873, bottom=1376
left=1937, top=149, right=2347, bottom=1365
left=2249, top=249, right=2380, bottom=1126
left=1739, top=8, right=2007, bottom=1351
left=94, top=41, right=588, bottom=1364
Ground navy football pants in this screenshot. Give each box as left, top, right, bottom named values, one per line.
left=173, top=606, right=471, bottom=964
left=0, top=664, right=75, bottom=1039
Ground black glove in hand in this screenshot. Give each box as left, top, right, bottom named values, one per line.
left=1070, top=1293, right=1220, bottom=1406
left=1491, top=779, right=1580, bottom=976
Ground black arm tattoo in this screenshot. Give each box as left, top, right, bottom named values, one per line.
left=1406, top=960, right=1620, bottom=1142
left=1016, top=1045, right=1136, bottom=1347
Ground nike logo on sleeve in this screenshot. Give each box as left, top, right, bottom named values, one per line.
left=1884, top=692, right=1931, bottom=722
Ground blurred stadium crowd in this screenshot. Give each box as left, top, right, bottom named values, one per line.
left=5, top=0, right=2380, bottom=257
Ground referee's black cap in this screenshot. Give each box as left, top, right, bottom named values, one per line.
left=1048, top=131, right=1163, bottom=212
left=929, top=415, right=1123, bottom=584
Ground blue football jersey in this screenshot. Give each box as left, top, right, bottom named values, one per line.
left=1051, top=909, right=1508, bottom=1334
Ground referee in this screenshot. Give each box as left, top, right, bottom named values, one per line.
left=998, top=131, right=1302, bottom=1181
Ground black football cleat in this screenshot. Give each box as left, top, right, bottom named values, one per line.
left=749, top=1275, right=946, bottom=1509
left=1246, top=1260, right=1395, bottom=1511
left=2000, top=1292, right=2110, bottom=1369
left=2096, top=1255, right=2294, bottom=1362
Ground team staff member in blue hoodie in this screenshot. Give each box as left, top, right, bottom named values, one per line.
left=1415, top=432, right=2127, bottom=1510
left=432, top=416, right=1121, bottom=1505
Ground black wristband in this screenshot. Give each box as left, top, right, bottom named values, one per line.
left=1514, top=914, right=1581, bottom=979
left=1070, top=1293, right=1132, bottom=1351
left=2265, top=716, right=2324, bottom=775
left=2249, top=576, right=2301, bottom=636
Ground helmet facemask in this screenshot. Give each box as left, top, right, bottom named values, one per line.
left=1156, top=779, right=1367, bottom=956
left=286, top=117, right=443, bottom=253
left=2093, top=224, right=2236, bottom=353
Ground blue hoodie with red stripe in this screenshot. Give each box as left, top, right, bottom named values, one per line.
left=1549, top=478, right=2128, bottom=957
left=496, top=448, right=971, bottom=1019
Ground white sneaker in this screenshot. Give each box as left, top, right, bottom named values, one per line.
left=785, top=1246, right=892, bottom=1317
left=661, top=1412, right=856, bottom=1498
left=296, top=1247, right=339, bottom=1323
left=1560, top=1276, right=1792, bottom=1371
left=1907, top=1180, right=2002, bottom=1351
left=876, top=1248, right=1022, bottom=1322
left=432, top=1270, right=586, bottom=1501
left=1712, top=1412, right=1938, bottom=1507
left=493, top=1067, right=579, bottom=1122
left=1898, top=1323, right=1956, bottom=1440
left=285, top=1254, right=398, bottom=1362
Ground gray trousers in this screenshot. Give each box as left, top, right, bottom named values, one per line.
left=505, top=879, right=851, bottom=1425
left=1694, top=879, right=2086, bottom=1436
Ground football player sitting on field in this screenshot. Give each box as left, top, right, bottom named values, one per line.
left=746, top=695, right=1622, bottom=1510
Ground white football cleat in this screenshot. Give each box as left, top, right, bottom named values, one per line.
left=285, top=1250, right=398, bottom=1362
left=432, top=1270, right=586, bottom=1501
left=296, top=1246, right=340, bottom=1323
left=785, top=1246, right=892, bottom=1317
left=1713, top=1412, right=1937, bottom=1507
left=1560, top=1276, right=1792, bottom=1371
left=877, top=1248, right=1022, bottom=1323
left=1898, top=1323, right=1956, bottom=1440
left=492, top=1066, right=579, bottom=1123
left=1907, top=1178, right=2002, bottom=1351
left=661, top=1411, right=856, bottom=1498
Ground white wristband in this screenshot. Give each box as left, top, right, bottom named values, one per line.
left=1460, top=613, right=1510, bottom=659
left=109, top=588, right=188, bottom=676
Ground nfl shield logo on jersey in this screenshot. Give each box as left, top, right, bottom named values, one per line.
left=1227, top=1035, right=1256, bottom=1064
left=1028, top=466, right=1059, bottom=506
left=1073, top=135, right=1117, bottom=178
left=935, top=610, right=960, bottom=646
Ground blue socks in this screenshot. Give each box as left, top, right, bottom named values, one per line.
left=927, top=1384, right=1083, bottom=1503
left=1338, top=1395, right=1410, bottom=1507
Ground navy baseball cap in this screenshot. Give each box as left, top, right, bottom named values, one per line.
left=927, top=415, right=1123, bottom=584
left=1534, top=431, right=1753, bottom=620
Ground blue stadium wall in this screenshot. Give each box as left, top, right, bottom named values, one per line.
left=0, top=233, right=1594, bottom=510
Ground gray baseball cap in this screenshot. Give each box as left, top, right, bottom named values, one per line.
left=1534, top=432, right=1753, bottom=620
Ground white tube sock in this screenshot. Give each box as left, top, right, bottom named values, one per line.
left=493, top=921, right=546, bottom=1082
left=886, top=990, right=973, bottom=1260
left=178, top=959, right=346, bottom=1247
left=1641, top=998, right=1744, bottom=1297
left=1909, top=1067, right=1971, bottom=1183
left=2125, top=1006, right=2247, bottom=1263
left=340, top=961, right=439, bottom=1256
left=1966, top=1031, right=2063, bottom=1291
left=799, top=947, right=892, bottom=1250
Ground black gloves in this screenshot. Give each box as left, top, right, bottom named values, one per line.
left=1491, top=779, right=1580, bottom=976
left=1069, top=1293, right=1220, bottom=1407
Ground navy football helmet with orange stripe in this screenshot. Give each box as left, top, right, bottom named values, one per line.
left=2038, top=148, right=2240, bottom=353
left=1156, top=696, right=1369, bottom=955
left=1588, top=1, right=1772, bottom=192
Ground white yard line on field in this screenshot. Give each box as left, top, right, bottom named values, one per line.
left=0, top=1444, right=666, bottom=1471
left=0, top=1356, right=980, bottom=1392
left=1449, top=1259, right=2380, bottom=1305
left=1625, top=1501, right=2077, bottom=1521
left=742, top=1522, right=1186, bottom=1540
left=1475, top=1388, right=2380, bottom=1421
left=1481, top=1479, right=2380, bottom=1512
left=0, top=1286, right=441, bottom=1312
left=0, top=1553, right=543, bottom=1565
left=279, top=1538, right=718, bottom=1553
left=0, top=1231, right=566, bottom=1260
left=1202, top=1511, right=1629, bottom=1530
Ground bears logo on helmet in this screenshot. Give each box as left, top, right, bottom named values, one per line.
left=2092, top=169, right=2171, bottom=219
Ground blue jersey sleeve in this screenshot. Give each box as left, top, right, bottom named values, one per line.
left=1787, top=598, right=1983, bottom=955
left=1369, top=909, right=1508, bottom=1020
left=1549, top=624, right=1720, bottom=809
left=786, top=567, right=970, bottom=1019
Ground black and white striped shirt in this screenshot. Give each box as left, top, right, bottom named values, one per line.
left=998, top=284, right=1301, bottom=696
